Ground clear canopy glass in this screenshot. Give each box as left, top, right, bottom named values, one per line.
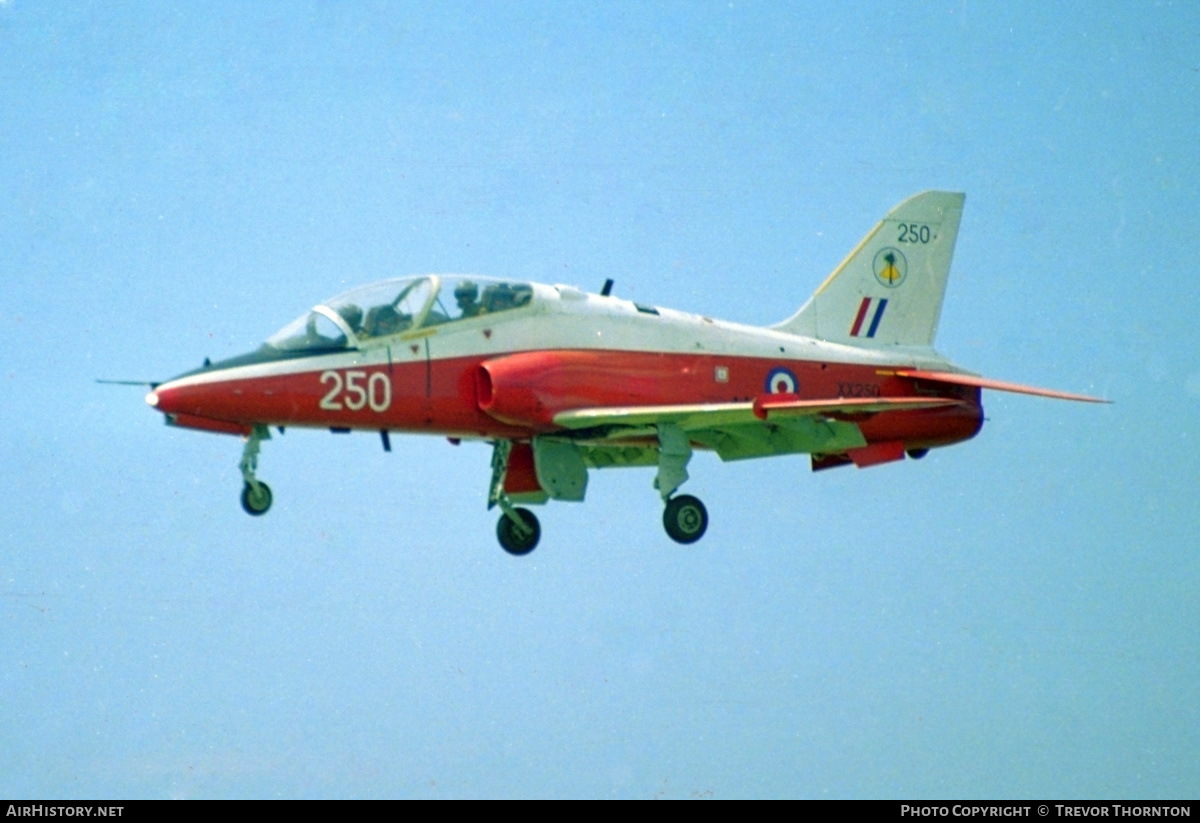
left=265, top=275, right=534, bottom=353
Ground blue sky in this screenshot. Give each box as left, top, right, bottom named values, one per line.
left=1, top=1, right=1198, bottom=798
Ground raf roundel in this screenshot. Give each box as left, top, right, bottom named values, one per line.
left=765, top=367, right=798, bottom=395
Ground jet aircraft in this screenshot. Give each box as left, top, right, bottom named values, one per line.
left=137, top=192, right=1105, bottom=555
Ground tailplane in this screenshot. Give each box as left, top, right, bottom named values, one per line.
left=774, top=191, right=965, bottom=347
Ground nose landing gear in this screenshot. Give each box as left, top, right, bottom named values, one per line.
left=238, top=425, right=273, bottom=516
left=241, top=480, right=273, bottom=516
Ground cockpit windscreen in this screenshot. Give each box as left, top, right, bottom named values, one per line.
left=265, top=276, right=533, bottom=353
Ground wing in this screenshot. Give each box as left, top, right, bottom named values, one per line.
left=893, top=369, right=1110, bottom=403
left=553, top=395, right=962, bottom=463
left=554, top=396, right=960, bottom=428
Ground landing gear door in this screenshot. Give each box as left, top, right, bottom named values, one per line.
left=532, top=437, right=588, bottom=502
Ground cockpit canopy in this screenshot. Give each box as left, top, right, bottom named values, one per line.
left=265, top=275, right=534, bottom=353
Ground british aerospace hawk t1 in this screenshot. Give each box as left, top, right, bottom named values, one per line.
left=130, top=192, right=1105, bottom=555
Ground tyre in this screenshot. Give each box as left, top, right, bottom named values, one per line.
left=240, top=481, right=273, bottom=516
left=663, top=494, right=707, bottom=544
left=497, top=508, right=540, bottom=556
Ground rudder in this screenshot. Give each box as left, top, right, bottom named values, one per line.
left=774, top=191, right=965, bottom=347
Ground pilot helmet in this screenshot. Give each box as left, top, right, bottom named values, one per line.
left=454, top=280, right=479, bottom=301
left=336, top=303, right=363, bottom=331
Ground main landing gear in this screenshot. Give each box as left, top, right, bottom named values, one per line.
left=238, top=425, right=273, bottom=516
left=482, top=428, right=715, bottom=554
left=655, top=423, right=709, bottom=544
left=496, top=507, right=540, bottom=556
left=485, top=427, right=711, bottom=556
left=663, top=494, right=708, bottom=544
left=488, top=440, right=542, bottom=556
left=490, top=492, right=708, bottom=553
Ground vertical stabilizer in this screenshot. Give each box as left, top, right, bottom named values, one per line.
left=773, top=191, right=965, bottom=347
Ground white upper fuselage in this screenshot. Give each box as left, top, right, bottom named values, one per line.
left=161, top=278, right=960, bottom=391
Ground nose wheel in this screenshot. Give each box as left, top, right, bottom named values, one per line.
left=663, top=494, right=708, bottom=544
left=237, top=425, right=273, bottom=517
left=241, top=481, right=273, bottom=516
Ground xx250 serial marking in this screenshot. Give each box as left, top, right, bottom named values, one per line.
left=319, top=370, right=392, bottom=412
left=838, top=381, right=880, bottom=397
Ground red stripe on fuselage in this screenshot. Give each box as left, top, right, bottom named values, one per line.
left=152, top=350, right=984, bottom=449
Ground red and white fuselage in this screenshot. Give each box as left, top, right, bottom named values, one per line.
left=138, top=192, right=1103, bottom=551
left=147, top=277, right=983, bottom=454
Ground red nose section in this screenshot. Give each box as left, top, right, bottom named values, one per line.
left=148, top=383, right=210, bottom=417
left=147, top=383, right=252, bottom=436
left=167, top=413, right=252, bottom=436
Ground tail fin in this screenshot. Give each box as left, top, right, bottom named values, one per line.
left=773, top=191, right=965, bottom=347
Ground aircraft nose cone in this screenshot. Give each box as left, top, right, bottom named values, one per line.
left=148, top=382, right=186, bottom=414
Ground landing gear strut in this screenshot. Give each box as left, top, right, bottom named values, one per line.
left=655, top=423, right=709, bottom=544
left=238, top=425, right=272, bottom=516
left=488, top=440, right=541, bottom=556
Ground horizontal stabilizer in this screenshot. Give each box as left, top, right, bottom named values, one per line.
left=895, top=370, right=1110, bottom=403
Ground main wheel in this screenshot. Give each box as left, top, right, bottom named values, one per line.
left=240, top=481, right=273, bottom=516
left=663, top=494, right=708, bottom=544
left=497, top=508, right=540, bottom=556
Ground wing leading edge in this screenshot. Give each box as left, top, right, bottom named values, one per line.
left=553, top=395, right=962, bottom=430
